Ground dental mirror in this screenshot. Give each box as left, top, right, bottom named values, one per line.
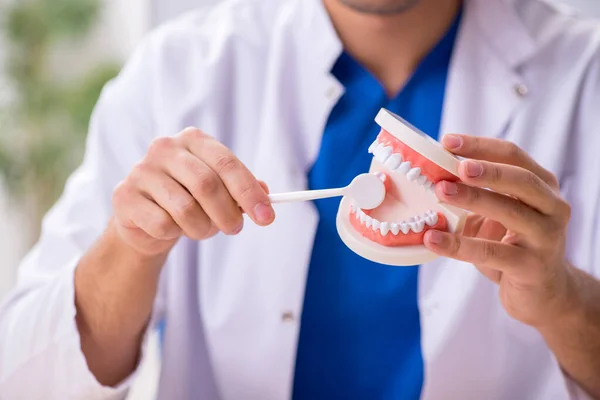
left=268, top=173, right=385, bottom=210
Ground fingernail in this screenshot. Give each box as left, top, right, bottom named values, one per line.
left=427, top=230, right=445, bottom=245
left=465, top=161, right=483, bottom=178
left=254, top=202, right=274, bottom=224
left=443, top=135, right=462, bottom=150
left=232, top=220, right=244, bottom=234
left=442, top=181, right=458, bottom=196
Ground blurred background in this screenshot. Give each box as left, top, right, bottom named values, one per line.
left=0, top=0, right=598, bottom=398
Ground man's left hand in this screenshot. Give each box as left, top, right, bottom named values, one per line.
left=423, top=134, right=578, bottom=328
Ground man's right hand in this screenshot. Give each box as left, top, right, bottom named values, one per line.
left=111, top=127, right=275, bottom=257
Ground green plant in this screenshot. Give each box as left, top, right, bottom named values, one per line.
left=0, top=0, right=121, bottom=244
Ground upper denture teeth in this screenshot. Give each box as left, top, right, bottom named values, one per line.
left=407, top=167, right=422, bottom=182
left=377, top=146, right=393, bottom=163
left=368, top=140, right=379, bottom=154
left=385, top=153, right=402, bottom=170
left=396, top=161, right=411, bottom=174
left=417, top=175, right=428, bottom=186
left=424, top=181, right=434, bottom=191
left=380, top=222, right=390, bottom=236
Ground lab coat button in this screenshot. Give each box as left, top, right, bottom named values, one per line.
left=514, top=83, right=529, bottom=98
left=325, top=86, right=338, bottom=100
left=281, top=311, right=295, bottom=322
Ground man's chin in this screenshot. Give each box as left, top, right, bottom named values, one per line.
left=338, top=0, right=421, bottom=15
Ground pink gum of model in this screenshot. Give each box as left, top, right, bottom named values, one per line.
left=336, top=108, right=468, bottom=266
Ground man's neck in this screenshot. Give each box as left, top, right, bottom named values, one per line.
left=324, top=0, right=462, bottom=96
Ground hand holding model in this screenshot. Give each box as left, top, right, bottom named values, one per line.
left=425, top=134, right=577, bottom=328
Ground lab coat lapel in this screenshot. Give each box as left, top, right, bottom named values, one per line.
left=440, top=0, right=536, bottom=140
left=201, top=2, right=344, bottom=399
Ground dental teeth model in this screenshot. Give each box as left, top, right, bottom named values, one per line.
left=336, top=108, right=468, bottom=266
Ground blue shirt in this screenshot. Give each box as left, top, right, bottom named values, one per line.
left=292, top=13, right=461, bottom=400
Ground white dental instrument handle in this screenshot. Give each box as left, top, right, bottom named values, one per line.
left=268, top=187, right=345, bottom=204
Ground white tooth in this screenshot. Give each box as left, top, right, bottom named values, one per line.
left=368, top=140, right=379, bottom=154
left=396, top=161, right=411, bottom=174
left=391, top=223, right=400, bottom=235
left=372, top=219, right=381, bottom=231
left=360, top=212, right=366, bottom=223
left=350, top=203, right=356, bottom=212
left=380, top=222, right=390, bottom=236
left=411, top=219, right=425, bottom=233
left=417, top=175, right=428, bottom=186
left=407, top=167, right=422, bottom=182
left=355, top=209, right=361, bottom=219
left=374, top=143, right=385, bottom=157
left=366, top=216, right=373, bottom=228
left=384, top=153, right=402, bottom=170
left=424, top=181, right=434, bottom=191
left=399, top=222, right=410, bottom=234
left=425, top=212, right=438, bottom=226
left=377, top=146, right=393, bottom=163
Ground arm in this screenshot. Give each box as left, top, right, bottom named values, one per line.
left=74, top=221, right=166, bottom=387
left=1, top=32, right=275, bottom=398
left=423, top=135, right=600, bottom=399
left=0, top=35, right=163, bottom=399
left=538, top=266, right=600, bottom=398
left=74, top=123, right=275, bottom=386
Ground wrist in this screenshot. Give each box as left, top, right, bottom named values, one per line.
left=106, top=217, right=171, bottom=265
left=535, top=262, right=583, bottom=334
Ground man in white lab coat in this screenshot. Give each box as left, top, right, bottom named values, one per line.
left=1, top=0, right=600, bottom=399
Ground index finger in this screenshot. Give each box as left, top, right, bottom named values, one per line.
left=441, top=134, right=559, bottom=190
left=181, top=128, right=275, bottom=226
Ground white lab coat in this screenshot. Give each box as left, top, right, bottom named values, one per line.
left=1, top=0, right=599, bottom=399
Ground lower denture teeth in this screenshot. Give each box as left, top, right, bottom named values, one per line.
left=372, top=219, right=381, bottom=231
left=380, top=222, right=390, bottom=236
left=366, top=216, right=373, bottom=228
left=412, top=219, right=425, bottom=233
left=391, top=223, right=400, bottom=235
left=399, top=223, right=410, bottom=234
left=428, top=211, right=439, bottom=226
left=360, top=212, right=366, bottom=223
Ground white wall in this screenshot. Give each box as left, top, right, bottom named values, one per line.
left=150, top=0, right=219, bottom=25
left=0, top=0, right=151, bottom=298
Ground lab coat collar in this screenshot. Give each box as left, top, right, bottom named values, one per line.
left=300, top=0, right=540, bottom=144
left=301, top=0, right=538, bottom=77
left=439, top=0, right=537, bottom=140
left=471, top=0, right=538, bottom=70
